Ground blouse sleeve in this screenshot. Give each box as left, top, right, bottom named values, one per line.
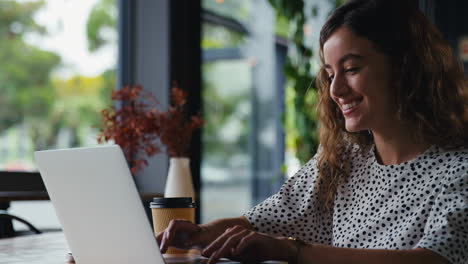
left=415, top=161, right=468, bottom=264
left=243, top=154, right=333, bottom=244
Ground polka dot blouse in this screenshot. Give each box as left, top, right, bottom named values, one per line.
left=244, top=144, right=468, bottom=264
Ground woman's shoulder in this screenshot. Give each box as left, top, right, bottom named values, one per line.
left=440, top=144, right=468, bottom=162
left=440, top=144, right=468, bottom=154
left=427, top=145, right=468, bottom=182
left=430, top=145, right=468, bottom=163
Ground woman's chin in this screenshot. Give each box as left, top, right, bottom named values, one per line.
left=344, top=122, right=365, bottom=133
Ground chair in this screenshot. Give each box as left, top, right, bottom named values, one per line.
left=0, top=210, right=42, bottom=238
left=0, top=171, right=47, bottom=238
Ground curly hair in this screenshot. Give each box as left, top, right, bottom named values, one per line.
left=315, top=0, right=468, bottom=210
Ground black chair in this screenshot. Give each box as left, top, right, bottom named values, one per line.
left=0, top=171, right=47, bottom=238
left=0, top=210, right=42, bottom=238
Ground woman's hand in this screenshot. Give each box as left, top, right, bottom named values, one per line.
left=201, top=225, right=291, bottom=264
left=156, top=219, right=209, bottom=253
left=156, top=216, right=255, bottom=254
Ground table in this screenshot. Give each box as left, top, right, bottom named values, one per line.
left=0, top=232, right=71, bottom=264
left=0, top=232, right=228, bottom=264
left=0, top=232, right=286, bottom=264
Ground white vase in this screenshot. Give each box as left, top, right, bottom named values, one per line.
left=164, top=157, right=195, bottom=200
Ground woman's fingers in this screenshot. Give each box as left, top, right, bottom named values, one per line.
left=231, top=231, right=256, bottom=255
left=206, top=229, right=251, bottom=264
left=159, top=227, right=171, bottom=253
left=202, top=225, right=239, bottom=256
left=159, top=219, right=201, bottom=253
left=200, top=226, right=255, bottom=264
left=159, top=221, right=279, bottom=263
left=155, top=230, right=164, bottom=245
left=200, top=226, right=281, bottom=263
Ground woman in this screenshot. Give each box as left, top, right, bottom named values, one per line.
left=157, top=0, right=468, bottom=263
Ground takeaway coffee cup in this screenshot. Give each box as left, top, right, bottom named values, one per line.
left=150, top=197, right=195, bottom=254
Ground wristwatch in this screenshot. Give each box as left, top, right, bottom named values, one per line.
left=287, top=237, right=308, bottom=264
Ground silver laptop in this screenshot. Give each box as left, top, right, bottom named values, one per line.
left=34, top=145, right=206, bottom=264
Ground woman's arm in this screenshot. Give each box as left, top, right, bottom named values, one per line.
left=200, top=225, right=452, bottom=264
left=297, top=244, right=450, bottom=264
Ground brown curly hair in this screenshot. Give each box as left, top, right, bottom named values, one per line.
left=315, top=0, right=468, bottom=210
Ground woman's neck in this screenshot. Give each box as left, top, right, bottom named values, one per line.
left=371, top=124, right=430, bottom=165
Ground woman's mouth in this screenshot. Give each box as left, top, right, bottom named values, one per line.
left=342, top=98, right=363, bottom=115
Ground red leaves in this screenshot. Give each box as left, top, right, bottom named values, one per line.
left=98, top=84, right=203, bottom=175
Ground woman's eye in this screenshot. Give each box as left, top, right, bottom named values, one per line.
left=345, top=67, right=360, bottom=74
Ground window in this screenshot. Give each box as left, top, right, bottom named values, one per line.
left=201, top=0, right=285, bottom=223
left=2, top=0, right=117, bottom=231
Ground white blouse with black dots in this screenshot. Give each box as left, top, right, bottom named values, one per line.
left=244, top=144, right=468, bottom=264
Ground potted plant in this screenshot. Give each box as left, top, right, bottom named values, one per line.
left=98, top=83, right=203, bottom=198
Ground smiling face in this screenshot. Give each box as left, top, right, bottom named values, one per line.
left=323, top=27, right=396, bottom=133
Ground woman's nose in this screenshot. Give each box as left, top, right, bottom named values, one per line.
left=330, top=73, right=349, bottom=98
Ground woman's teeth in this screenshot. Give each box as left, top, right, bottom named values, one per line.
left=343, top=100, right=361, bottom=110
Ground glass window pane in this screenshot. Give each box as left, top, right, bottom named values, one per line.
left=202, top=23, right=246, bottom=49
left=2, top=0, right=117, bottom=231
left=201, top=0, right=284, bottom=223
left=201, top=60, right=252, bottom=223
left=202, top=0, right=251, bottom=24
left=0, top=0, right=117, bottom=171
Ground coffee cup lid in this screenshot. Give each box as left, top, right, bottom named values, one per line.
left=150, top=197, right=195, bottom=208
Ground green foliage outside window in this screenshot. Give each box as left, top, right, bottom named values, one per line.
left=269, top=0, right=344, bottom=164
left=202, top=0, right=251, bottom=23
left=201, top=23, right=246, bottom=49
left=0, top=0, right=60, bottom=149
left=86, top=0, right=116, bottom=53
left=0, top=0, right=116, bottom=169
